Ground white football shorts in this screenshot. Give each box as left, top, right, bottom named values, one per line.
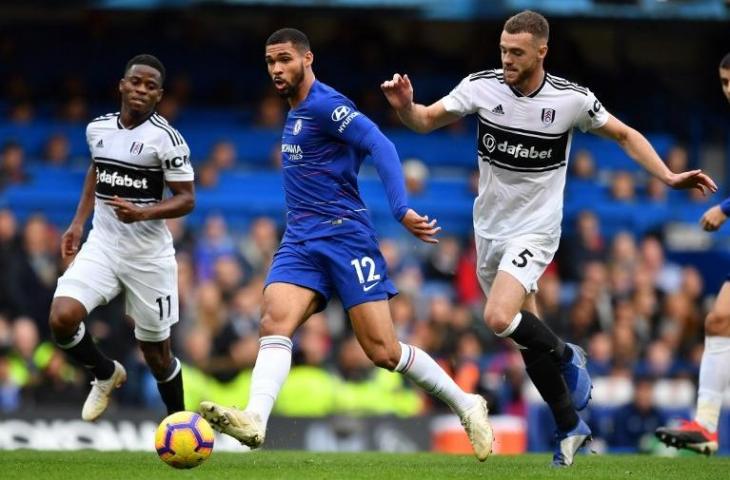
left=54, top=236, right=179, bottom=342
left=475, top=232, right=558, bottom=296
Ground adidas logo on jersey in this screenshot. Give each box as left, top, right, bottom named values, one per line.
left=491, top=104, right=505, bottom=115
left=96, top=139, right=104, bottom=148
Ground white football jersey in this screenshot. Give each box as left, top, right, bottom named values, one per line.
left=85, top=112, right=193, bottom=258
left=442, top=69, right=609, bottom=240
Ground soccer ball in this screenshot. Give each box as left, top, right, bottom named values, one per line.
left=155, top=411, right=215, bottom=469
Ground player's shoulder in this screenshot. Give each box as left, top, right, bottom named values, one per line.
left=87, top=112, right=119, bottom=132
left=146, top=112, right=186, bottom=148
left=306, top=81, right=357, bottom=121
left=466, top=69, right=505, bottom=84
left=545, top=73, right=590, bottom=96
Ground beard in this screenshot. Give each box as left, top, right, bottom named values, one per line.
left=274, top=63, right=305, bottom=98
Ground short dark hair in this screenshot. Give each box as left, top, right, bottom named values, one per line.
left=124, top=54, right=166, bottom=84
left=504, top=10, right=549, bottom=42
left=721, top=53, right=730, bottom=70
left=266, top=28, right=310, bottom=53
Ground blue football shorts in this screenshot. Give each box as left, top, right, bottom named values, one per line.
left=265, top=230, right=398, bottom=311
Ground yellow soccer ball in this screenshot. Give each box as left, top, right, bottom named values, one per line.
left=155, top=411, right=215, bottom=469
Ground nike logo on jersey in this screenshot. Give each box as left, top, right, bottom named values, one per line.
left=363, top=281, right=380, bottom=292
left=491, top=104, right=505, bottom=115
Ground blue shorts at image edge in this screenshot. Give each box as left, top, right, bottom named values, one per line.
left=265, top=230, right=398, bottom=311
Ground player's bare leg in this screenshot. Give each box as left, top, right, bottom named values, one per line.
left=49, top=296, right=125, bottom=421
left=486, top=272, right=590, bottom=465
left=200, top=282, right=320, bottom=448
left=349, top=300, right=493, bottom=461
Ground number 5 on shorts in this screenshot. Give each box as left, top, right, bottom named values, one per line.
left=512, top=249, right=534, bottom=268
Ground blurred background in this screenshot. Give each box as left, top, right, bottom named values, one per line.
left=1, top=0, right=730, bottom=456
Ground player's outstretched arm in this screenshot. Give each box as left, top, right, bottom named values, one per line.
left=592, top=115, right=717, bottom=195
left=401, top=209, right=441, bottom=244
left=105, top=181, right=195, bottom=224
left=61, top=164, right=96, bottom=259
left=380, top=73, right=460, bottom=133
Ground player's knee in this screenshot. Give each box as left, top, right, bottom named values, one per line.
left=705, top=310, right=730, bottom=336
left=483, top=306, right=512, bottom=334
left=48, top=300, right=83, bottom=336
left=259, top=309, right=294, bottom=337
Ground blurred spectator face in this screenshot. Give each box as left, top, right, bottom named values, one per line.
left=576, top=210, right=601, bottom=244
left=609, top=265, right=633, bottom=296
left=23, top=215, right=52, bottom=256
left=537, top=272, right=561, bottom=311
left=176, top=253, right=194, bottom=294
left=156, top=96, right=180, bottom=123
left=429, top=236, right=460, bottom=275
left=571, top=149, right=595, bottom=179
left=584, top=261, right=608, bottom=288
left=208, top=141, right=237, bottom=170
left=297, top=314, right=330, bottom=366
left=428, top=295, right=453, bottom=325
left=44, top=134, right=70, bottom=166
left=450, top=306, right=473, bottom=330
left=610, top=171, right=636, bottom=202
left=213, top=256, right=244, bottom=293
left=633, top=288, right=658, bottom=319
left=645, top=176, right=667, bottom=202
left=184, top=326, right=212, bottom=367
left=589, top=332, right=613, bottom=364
left=379, top=239, right=401, bottom=273
left=257, top=95, right=285, bottom=129
left=250, top=217, right=278, bottom=253
left=680, top=266, right=703, bottom=301
left=403, top=158, right=429, bottom=195
left=611, top=231, right=637, bottom=266
left=634, top=378, right=655, bottom=412
left=666, top=146, right=688, bottom=173
left=612, top=323, right=638, bottom=363
left=390, top=294, right=415, bottom=332
left=640, top=237, right=664, bottom=272
left=9, top=101, right=34, bottom=124
left=232, top=282, right=263, bottom=319
left=198, top=162, right=219, bottom=188
left=456, top=332, right=482, bottom=360
left=339, top=335, right=373, bottom=375
left=614, top=299, right=637, bottom=328
left=196, top=282, right=225, bottom=330
left=2, top=142, right=25, bottom=176
left=0, top=209, right=17, bottom=242
left=645, top=341, right=673, bottom=376
left=12, top=317, right=38, bottom=359
left=203, top=214, right=229, bottom=244
left=61, top=96, right=88, bottom=123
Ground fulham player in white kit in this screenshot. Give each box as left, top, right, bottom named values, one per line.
left=382, top=10, right=716, bottom=466
left=49, top=54, right=194, bottom=420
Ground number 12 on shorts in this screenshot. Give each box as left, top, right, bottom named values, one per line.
left=156, top=294, right=171, bottom=321
left=350, top=256, right=381, bottom=284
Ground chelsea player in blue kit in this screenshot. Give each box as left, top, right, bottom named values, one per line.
left=200, top=28, right=494, bottom=461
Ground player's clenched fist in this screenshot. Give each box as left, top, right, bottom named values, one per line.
left=380, top=73, right=414, bottom=111
left=700, top=205, right=727, bottom=232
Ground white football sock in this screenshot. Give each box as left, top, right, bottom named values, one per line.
left=245, top=335, right=293, bottom=427
left=695, top=336, right=730, bottom=433
left=395, top=342, right=477, bottom=416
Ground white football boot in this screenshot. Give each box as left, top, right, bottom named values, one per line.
left=81, top=360, right=127, bottom=421
left=459, top=394, right=494, bottom=461
left=199, top=401, right=266, bottom=448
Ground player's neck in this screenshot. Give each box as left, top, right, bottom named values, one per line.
left=514, top=69, right=545, bottom=97
left=119, top=107, right=153, bottom=129
left=288, top=73, right=316, bottom=109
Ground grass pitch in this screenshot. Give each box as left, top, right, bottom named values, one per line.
left=1, top=450, right=728, bottom=479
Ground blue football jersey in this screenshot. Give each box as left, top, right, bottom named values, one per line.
left=280, top=80, right=383, bottom=242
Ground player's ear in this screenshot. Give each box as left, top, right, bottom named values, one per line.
left=304, top=50, right=314, bottom=68
left=538, top=44, right=548, bottom=60
left=118, top=78, right=125, bottom=93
